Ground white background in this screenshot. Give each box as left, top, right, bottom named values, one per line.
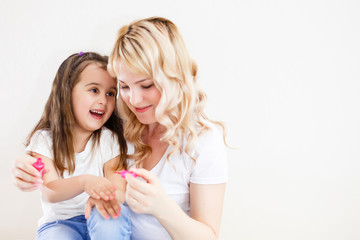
left=1, top=0, right=360, bottom=239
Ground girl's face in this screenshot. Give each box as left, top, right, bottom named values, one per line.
left=117, top=62, right=161, bottom=125
left=72, top=63, right=117, bottom=135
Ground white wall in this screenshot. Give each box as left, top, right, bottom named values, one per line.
left=1, top=0, right=359, bottom=239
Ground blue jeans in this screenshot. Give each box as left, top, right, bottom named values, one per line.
left=36, top=205, right=131, bottom=240
left=36, top=215, right=90, bottom=240
left=87, top=205, right=132, bottom=239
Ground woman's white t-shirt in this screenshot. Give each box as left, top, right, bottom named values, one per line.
left=128, top=124, right=228, bottom=239
left=26, top=127, right=120, bottom=226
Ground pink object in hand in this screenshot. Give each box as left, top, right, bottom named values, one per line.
left=115, top=170, right=137, bottom=178
left=33, top=158, right=45, bottom=177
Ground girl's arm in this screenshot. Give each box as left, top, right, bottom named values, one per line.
left=12, top=154, right=43, bottom=191
left=32, top=152, right=115, bottom=203
left=125, top=168, right=226, bottom=240
left=83, top=156, right=127, bottom=219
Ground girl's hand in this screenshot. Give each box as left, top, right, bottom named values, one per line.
left=125, top=168, right=170, bottom=217
left=12, top=154, right=43, bottom=191
left=84, top=197, right=121, bottom=220
left=84, top=176, right=116, bottom=201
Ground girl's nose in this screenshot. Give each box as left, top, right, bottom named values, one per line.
left=98, top=94, right=107, bottom=105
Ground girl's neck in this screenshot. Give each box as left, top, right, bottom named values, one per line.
left=73, top=130, right=93, bottom=153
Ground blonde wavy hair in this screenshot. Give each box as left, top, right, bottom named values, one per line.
left=108, top=17, right=225, bottom=165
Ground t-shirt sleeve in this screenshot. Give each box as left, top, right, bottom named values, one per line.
left=26, top=130, right=53, bottom=159
left=101, top=129, right=121, bottom=165
left=190, top=127, right=228, bottom=184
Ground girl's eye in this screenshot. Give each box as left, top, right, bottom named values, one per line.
left=142, top=84, right=153, bottom=89
left=107, top=92, right=116, bottom=97
left=120, top=85, right=129, bottom=89
left=90, top=88, right=98, bottom=93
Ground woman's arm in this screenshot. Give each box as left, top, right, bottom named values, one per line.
left=103, top=156, right=127, bottom=204
left=187, top=183, right=226, bottom=239
left=32, top=152, right=115, bottom=203
left=125, top=168, right=226, bottom=240
left=12, top=154, right=43, bottom=191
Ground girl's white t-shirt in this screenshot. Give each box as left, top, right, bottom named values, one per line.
left=26, top=127, right=120, bottom=226
left=127, top=123, right=228, bottom=240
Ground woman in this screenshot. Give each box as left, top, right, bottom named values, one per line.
left=13, top=17, right=228, bottom=239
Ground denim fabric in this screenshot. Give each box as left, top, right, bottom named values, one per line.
left=36, top=215, right=90, bottom=240
left=87, top=204, right=131, bottom=240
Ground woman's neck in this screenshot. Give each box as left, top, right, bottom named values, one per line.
left=141, top=123, right=169, bottom=170
left=145, top=123, right=165, bottom=140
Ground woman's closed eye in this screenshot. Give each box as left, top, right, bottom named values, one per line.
left=142, top=84, right=153, bottom=89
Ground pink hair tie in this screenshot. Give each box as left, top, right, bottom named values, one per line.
left=78, top=52, right=84, bottom=56
left=115, top=170, right=137, bottom=178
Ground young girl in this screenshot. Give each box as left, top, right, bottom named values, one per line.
left=26, top=52, right=131, bottom=239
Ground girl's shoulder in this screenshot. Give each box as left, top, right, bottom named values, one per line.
left=96, top=127, right=121, bottom=162
left=26, top=129, right=53, bottom=159
left=100, top=127, right=112, bottom=137
left=98, top=127, right=120, bottom=148
left=29, top=129, right=52, bottom=144
left=99, top=127, right=118, bottom=141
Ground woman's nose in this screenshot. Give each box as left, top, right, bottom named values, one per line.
left=129, top=89, right=142, bottom=106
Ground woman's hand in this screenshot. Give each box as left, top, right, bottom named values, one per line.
left=83, top=176, right=116, bottom=201
left=125, top=168, right=226, bottom=240
left=12, top=154, right=43, bottom=191
left=84, top=197, right=121, bottom=220
left=124, top=168, right=170, bottom=217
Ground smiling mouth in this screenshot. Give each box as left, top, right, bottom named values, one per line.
left=135, top=106, right=151, bottom=113
left=90, top=110, right=104, bottom=118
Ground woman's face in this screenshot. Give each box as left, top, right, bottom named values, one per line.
left=117, top=61, right=161, bottom=125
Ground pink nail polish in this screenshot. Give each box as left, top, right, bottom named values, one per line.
left=114, top=170, right=137, bottom=178
left=33, top=158, right=45, bottom=177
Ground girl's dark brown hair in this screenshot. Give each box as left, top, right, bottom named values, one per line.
left=26, top=52, right=127, bottom=176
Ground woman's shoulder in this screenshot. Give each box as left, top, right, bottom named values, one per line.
left=189, top=121, right=228, bottom=183
left=197, top=121, right=225, bottom=145
left=180, top=120, right=226, bottom=157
